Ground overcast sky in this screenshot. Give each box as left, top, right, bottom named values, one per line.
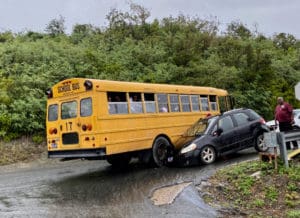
left=0, top=0, right=299, bottom=38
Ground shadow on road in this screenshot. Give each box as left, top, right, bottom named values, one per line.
left=45, top=149, right=257, bottom=202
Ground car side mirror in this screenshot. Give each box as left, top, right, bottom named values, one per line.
left=213, top=128, right=223, bottom=136
left=247, top=117, right=255, bottom=121
left=195, top=132, right=202, bottom=137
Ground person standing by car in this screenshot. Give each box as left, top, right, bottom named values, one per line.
left=275, top=97, right=298, bottom=149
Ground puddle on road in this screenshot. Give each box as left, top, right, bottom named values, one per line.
left=150, top=182, right=192, bottom=206
left=0, top=196, right=12, bottom=208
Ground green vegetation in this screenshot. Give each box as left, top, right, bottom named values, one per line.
left=205, top=160, right=300, bottom=217
left=0, top=3, right=300, bottom=140
left=287, top=210, right=300, bottom=218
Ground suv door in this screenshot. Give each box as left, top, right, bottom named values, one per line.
left=232, top=112, right=254, bottom=149
left=213, top=115, right=237, bottom=154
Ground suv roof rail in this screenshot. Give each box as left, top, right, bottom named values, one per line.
left=223, top=108, right=245, bottom=114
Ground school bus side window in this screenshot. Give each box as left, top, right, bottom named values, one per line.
left=191, top=95, right=200, bottom=111
left=200, top=95, right=209, bottom=111
left=157, top=94, right=169, bottom=113
left=48, top=104, right=58, bottom=121
left=209, top=95, right=218, bottom=111
left=107, top=92, right=128, bottom=114
left=61, top=101, right=77, bottom=119
left=181, top=95, right=191, bottom=112
left=80, top=98, right=92, bottom=117
left=144, top=93, right=156, bottom=113
left=170, top=94, right=180, bottom=112
left=129, top=93, right=143, bottom=114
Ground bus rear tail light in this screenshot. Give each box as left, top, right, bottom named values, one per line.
left=49, top=127, right=58, bottom=134
left=87, top=124, right=92, bottom=131
left=84, top=136, right=95, bottom=141
left=82, top=124, right=92, bottom=131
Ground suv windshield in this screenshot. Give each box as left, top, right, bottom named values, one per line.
left=205, top=116, right=218, bottom=134
left=185, top=116, right=218, bottom=136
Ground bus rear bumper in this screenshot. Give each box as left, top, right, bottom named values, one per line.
left=48, top=148, right=106, bottom=159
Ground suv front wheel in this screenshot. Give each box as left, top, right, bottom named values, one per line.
left=255, top=134, right=268, bottom=152
left=199, top=145, right=216, bottom=164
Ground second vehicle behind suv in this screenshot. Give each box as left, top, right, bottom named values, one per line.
left=179, top=108, right=269, bottom=165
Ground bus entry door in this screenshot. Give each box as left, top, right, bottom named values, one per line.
left=60, top=100, right=81, bottom=148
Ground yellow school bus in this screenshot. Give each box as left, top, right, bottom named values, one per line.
left=46, top=78, right=232, bottom=166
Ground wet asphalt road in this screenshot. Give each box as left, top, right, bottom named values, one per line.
left=0, top=149, right=258, bottom=218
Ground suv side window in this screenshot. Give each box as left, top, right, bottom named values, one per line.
left=233, top=112, right=249, bottom=126
left=248, top=109, right=261, bottom=120
left=218, top=116, right=234, bottom=133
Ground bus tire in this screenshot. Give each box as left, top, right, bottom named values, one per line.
left=152, top=136, right=173, bottom=167
left=106, top=154, right=131, bottom=167
left=138, top=150, right=155, bottom=166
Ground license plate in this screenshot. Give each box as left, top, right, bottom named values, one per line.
left=167, top=156, right=174, bottom=162
left=51, top=143, right=57, bottom=149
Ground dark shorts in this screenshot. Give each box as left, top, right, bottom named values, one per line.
left=279, top=122, right=293, bottom=132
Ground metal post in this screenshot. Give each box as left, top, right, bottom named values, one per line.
left=277, top=132, right=289, bottom=168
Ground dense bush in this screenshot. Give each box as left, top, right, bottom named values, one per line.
left=0, top=4, right=299, bottom=140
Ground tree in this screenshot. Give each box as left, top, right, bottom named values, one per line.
left=273, top=33, right=297, bottom=51
left=129, top=2, right=150, bottom=25
left=45, top=15, right=66, bottom=36
left=226, top=21, right=252, bottom=39
left=0, top=31, right=14, bottom=43
left=71, top=24, right=100, bottom=43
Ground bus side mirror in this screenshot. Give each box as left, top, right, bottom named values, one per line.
left=45, top=88, right=53, bottom=98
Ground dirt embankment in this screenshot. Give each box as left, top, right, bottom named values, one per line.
left=0, top=137, right=46, bottom=166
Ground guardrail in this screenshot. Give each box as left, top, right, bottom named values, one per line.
left=264, top=129, right=300, bottom=168
left=283, top=130, right=300, bottom=142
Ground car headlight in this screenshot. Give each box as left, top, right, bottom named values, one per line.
left=180, top=143, right=197, bottom=154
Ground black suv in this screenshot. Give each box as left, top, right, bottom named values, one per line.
left=178, top=108, right=269, bottom=165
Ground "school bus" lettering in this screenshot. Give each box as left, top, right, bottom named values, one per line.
left=57, top=83, right=80, bottom=93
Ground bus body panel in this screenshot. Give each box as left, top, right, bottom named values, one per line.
left=97, top=112, right=211, bottom=155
